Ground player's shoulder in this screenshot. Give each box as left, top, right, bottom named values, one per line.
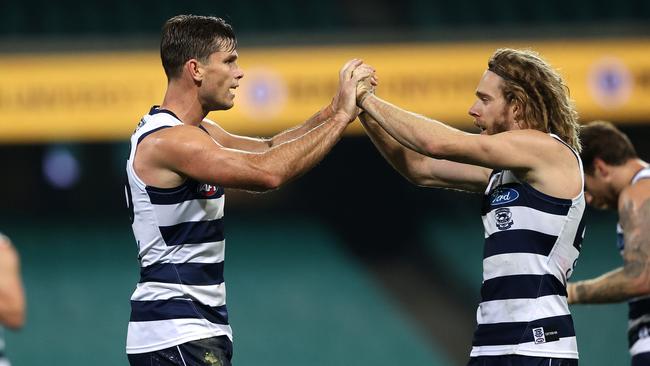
left=140, top=125, right=211, bottom=158
left=619, top=180, right=650, bottom=215
left=625, top=178, right=650, bottom=202
left=498, top=128, right=558, bottom=145
left=0, top=235, right=18, bottom=262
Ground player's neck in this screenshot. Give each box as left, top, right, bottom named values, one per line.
left=160, top=82, right=207, bottom=126
left=614, top=159, right=648, bottom=192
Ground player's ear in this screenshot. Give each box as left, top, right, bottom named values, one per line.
left=593, top=157, right=610, bottom=179
left=186, top=59, right=203, bottom=82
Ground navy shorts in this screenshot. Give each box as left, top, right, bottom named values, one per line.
left=632, top=352, right=650, bottom=366
left=128, top=336, right=233, bottom=366
left=468, top=355, right=578, bottom=366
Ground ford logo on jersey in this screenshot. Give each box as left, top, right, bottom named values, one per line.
left=490, top=188, right=519, bottom=206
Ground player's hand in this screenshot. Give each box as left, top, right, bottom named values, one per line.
left=566, top=282, right=577, bottom=304
left=333, top=59, right=375, bottom=124
left=356, top=67, right=377, bottom=108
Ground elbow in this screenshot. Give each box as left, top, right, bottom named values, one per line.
left=422, top=141, right=447, bottom=160
left=3, top=308, right=25, bottom=330
left=264, top=173, right=283, bottom=191
left=403, top=172, right=428, bottom=187
left=254, top=171, right=283, bottom=192
left=631, top=275, right=650, bottom=298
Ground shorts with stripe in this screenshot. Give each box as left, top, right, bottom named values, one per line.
left=128, top=336, right=232, bottom=366
left=632, top=352, right=650, bottom=366
left=468, top=355, right=577, bottom=366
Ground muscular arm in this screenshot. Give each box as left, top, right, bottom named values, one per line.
left=359, top=94, right=553, bottom=171
left=146, top=113, right=349, bottom=192
left=359, top=112, right=490, bottom=192
left=138, top=59, right=371, bottom=192
left=358, top=94, right=581, bottom=197
left=569, top=188, right=650, bottom=304
left=201, top=103, right=336, bottom=153
left=0, top=235, right=25, bottom=329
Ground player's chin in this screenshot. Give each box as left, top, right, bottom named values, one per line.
left=214, top=98, right=235, bottom=111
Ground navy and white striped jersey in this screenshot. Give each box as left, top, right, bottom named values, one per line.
left=125, top=107, right=231, bottom=354
left=471, top=135, right=585, bottom=359
left=617, top=167, right=650, bottom=357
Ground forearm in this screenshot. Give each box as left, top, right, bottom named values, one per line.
left=261, top=113, right=348, bottom=186
left=0, top=239, right=24, bottom=329
left=360, top=112, right=489, bottom=191
left=202, top=105, right=333, bottom=153
left=360, top=112, right=425, bottom=182
left=360, top=94, right=464, bottom=159
left=0, top=299, right=25, bottom=329
left=570, top=267, right=646, bottom=304
left=268, top=104, right=335, bottom=148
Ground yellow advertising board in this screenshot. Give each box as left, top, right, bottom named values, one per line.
left=1, top=38, right=649, bottom=142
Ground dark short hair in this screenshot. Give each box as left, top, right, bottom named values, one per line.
left=160, top=15, right=237, bottom=79
left=580, top=120, right=637, bottom=174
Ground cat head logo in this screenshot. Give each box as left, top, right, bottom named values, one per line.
left=495, top=207, right=514, bottom=230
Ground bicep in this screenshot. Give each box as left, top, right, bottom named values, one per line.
left=0, top=245, right=24, bottom=320
left=414, top=157, right=490, bottom=192
left=619, top=193, right=650, bottom=288
left=201, top=120, right=270, bottom=152
left=439, top=131, right=545, bottom=172
left=158, top=128, right=276, bottom=191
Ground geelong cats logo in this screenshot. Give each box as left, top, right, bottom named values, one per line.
left=495, top=207, right=514, bottom=230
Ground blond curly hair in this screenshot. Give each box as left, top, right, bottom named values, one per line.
left=487, top=48, right=581, bottom=152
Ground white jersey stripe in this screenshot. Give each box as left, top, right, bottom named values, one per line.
left=630, top=336, right=650, bottom=356
left=483, top=253, right=556, bottom=281
left=127, top=320, right=232, bottom=354
left=483, top=206, right=568, bottom=237
left=131, top=282, right=227, bottom=307
left=153, top=198, right=225, bottom=226
left=477, top=295, right=570, bottom=324
left=166, top=240, right=226, bottom=264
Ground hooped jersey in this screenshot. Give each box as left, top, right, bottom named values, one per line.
left=125, top=107, right=231, bottom=354
left=471, top=135, right=585, bottom=359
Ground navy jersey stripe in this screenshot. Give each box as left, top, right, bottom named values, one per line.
left=572, top=215, right=586, bottom=253
left=140, top=262, right=224, bottom=285
left=146, top=181, right=224, bottom=205
left=472, top=314, right=575, bottom=346
left=137, top=126, right=172, bottom=145
left=148, top=106, right=181, bottom=120
left=159, top=218, right=225, bottom=246
left=482, top=183, right=572, bottom=216
left=481, top=274, right=567, bottom=302
left=130, top=300, right=228, bottom=324
left=629, top=298, right=650, bottom=320
left=484, top=230, right=558, bottom=258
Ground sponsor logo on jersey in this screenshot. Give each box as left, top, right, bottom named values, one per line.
left=533, top=327, right=560, bottom=344
left=490, top=188, right=519, bottom=206
left=198, top=183, right=219, bottom=197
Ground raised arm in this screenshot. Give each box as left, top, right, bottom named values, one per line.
left=359, top=93, right=553, bottom=171
left=137, top=60, right=373, bottom=192
left=359, top=112, right=490, bottom=192
left=0, top=234, right=25, bottom=330
left=200, top=103, right=336, bottom=153
left=568, top=183, right=650, bottom=304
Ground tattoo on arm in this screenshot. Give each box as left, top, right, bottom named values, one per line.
left=621, top=197, right=650, bottom=279
left=572, top=196, right=650, bottom=304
